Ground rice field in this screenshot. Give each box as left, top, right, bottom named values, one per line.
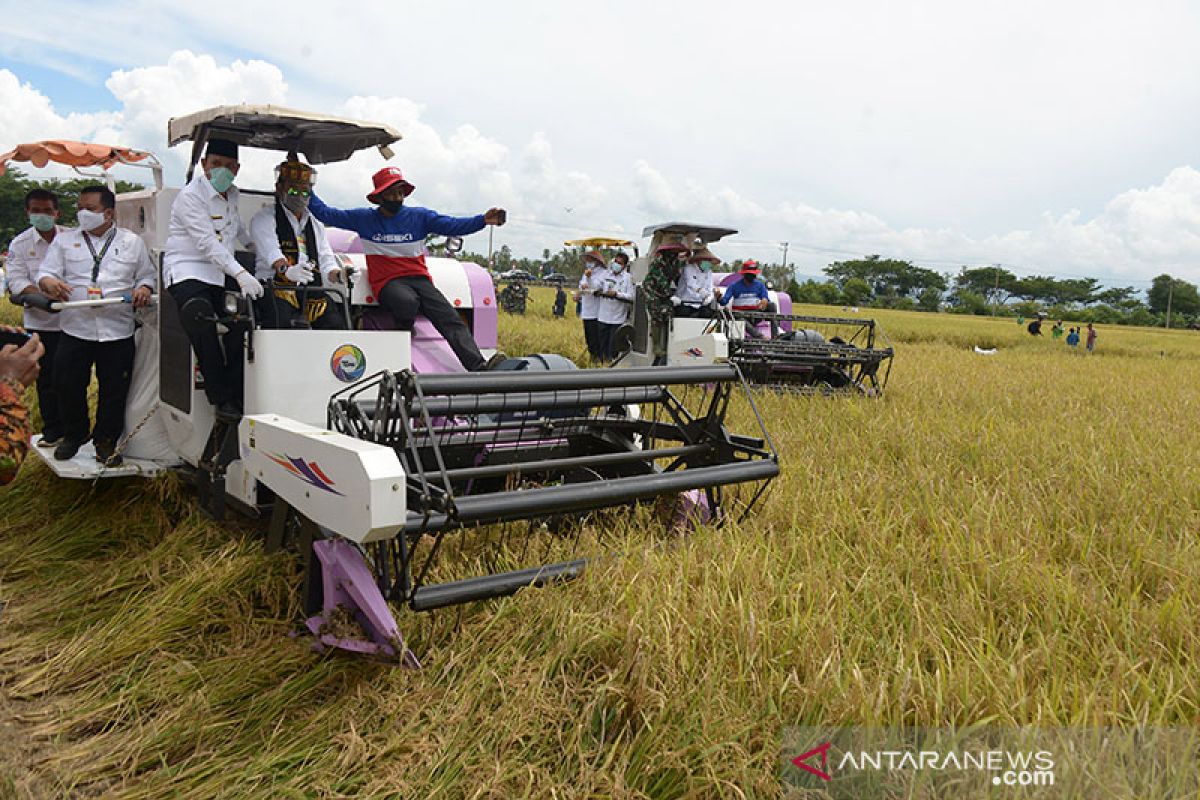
left=1, top=290, right=1198, bottom=798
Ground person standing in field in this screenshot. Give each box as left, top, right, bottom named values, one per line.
left=1086, top=323, right=1097, bottom=353
left=578, top=251, right=605, bottom=360
left=1066, top=327, right=1080, bottom=349
left=1051, top=320, right=1063, bottom=339
left=4, top=189, right=65, bottom=447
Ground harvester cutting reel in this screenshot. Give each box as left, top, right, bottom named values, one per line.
left=718, top=307, right=895, bottom=396
left=248, top=363, right=778, bottom=665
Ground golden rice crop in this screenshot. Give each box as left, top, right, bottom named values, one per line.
left=1, top=291, right=1197, bottom=798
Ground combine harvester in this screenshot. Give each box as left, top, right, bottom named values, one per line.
left=618, top=222, right=894, bottom=395
left=7, top=107, right=779, bottom=665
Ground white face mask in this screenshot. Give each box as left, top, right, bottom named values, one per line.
left=611, top=261, right=625, bottom=273
left=76, top=208, right=108, bottom=232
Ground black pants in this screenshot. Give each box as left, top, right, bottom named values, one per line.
left=674, top=304, right=713, bottom=318
left=582, top=318, right=601, bottom=359
left=596, top=321, right=623, bottom=361
left=29, top=329, right=63, bottom=440
left=54, top=333, right=134, bottom=446
left=256, top=292, right=347, bottom=330
left=168, top=279, right=243, bottom=406
left=377, top=276, right=484, bottom=371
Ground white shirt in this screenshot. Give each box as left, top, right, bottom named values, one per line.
left=674, top=263, right=714, bottom=306
left=5, top=225, right=65, bottom=331
left=594, top=268, right=634, bottom=325
left=163, top=173, right=250, bottom=287
left=37, top=226, right=155, bottom=341
left=249, top=202, right=338, bottom=282
left=578, top=269, right=600, bottom=319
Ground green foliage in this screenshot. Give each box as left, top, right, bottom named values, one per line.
left=824, top=254, right=946, bottom=300
left=841, top=277, right=872, bottom=305
left=1148, top=274, right=1200, bottom=316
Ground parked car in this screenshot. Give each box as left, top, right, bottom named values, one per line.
left=542, top=272, right=567, bottom=282
left=500, top=269, right=535, bottom=281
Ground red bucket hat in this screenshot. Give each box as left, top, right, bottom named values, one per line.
left=739, top=259, right=761, bottom=275
left=367, top=166, right=415, bottom=203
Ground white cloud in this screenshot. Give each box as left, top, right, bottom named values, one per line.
left=3, top=50, right=1200, bottom=285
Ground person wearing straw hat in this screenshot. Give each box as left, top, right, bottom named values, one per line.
left=672, top=247, right=718, bottom=317
left=643, top=235, right=690, bottom=364
left=248, top=159, right=346, bottom=330
left=577, top=250, right=606, bottom=360
left=308, top=166, right=507, bottom=371
left=719, top=260, right=775, bottom=339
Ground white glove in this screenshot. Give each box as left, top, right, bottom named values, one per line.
left=670, top=296, right=682, bottom=306
left=283, top=262, right=315, bottom=285
left=235, top=270, right=264, bottom=299
left=702, top=293, right=714, bottom=306
left=325, top=267, right=345, bottom=284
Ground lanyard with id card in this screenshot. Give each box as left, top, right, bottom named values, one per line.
left=83, top=229, right=115, bottom=299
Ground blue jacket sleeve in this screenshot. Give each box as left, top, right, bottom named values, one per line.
left=718, top=286, right=732, bottom=305
left=757, top=282, right=770, bottom=301
left=424, top=209, right=487, bottom=237
left=309, top=193, right=375, bottom=233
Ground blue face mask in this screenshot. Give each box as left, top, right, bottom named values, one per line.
left=208, top=166, right=236, bottom=193
left=28, top=213, right=56, bottom=232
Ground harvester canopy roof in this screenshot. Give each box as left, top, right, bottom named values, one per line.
left=563, top=237, right=635, bottom=247
left=168, top=105, right=402, bottom=164
left=641, top=222, right=738, bottom=244
left=0, top=140, right=155, bottom=177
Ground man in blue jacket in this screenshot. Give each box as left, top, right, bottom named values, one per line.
left=309, top=167, right=506, bottom=370
left=718, top=260, right=775, bottom=338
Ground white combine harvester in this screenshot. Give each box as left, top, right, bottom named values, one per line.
left=618, top=222, right=893, bottom=395
left=8, top=107, right=779, bottom=665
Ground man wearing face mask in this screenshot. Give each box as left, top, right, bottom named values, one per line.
left=672, top=247, right=719, bottom=317
left=593, top=252, right=633, bottom=361
left=719, top=260, right=776, bottom=339
left=4, top=189, right=65, bottom=447
left=163, top=139, right=258, bottom=420
left=37, top=186, right=154, bottom=465
left=308, top=167, right=507, bottom=371
left=248, top=160, right=346, bottom=330
left=642, top=237, right=690, bottom=364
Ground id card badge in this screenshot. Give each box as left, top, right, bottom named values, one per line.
left=87, top=286, right=103, bottom=300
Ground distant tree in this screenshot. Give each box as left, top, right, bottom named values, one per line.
left=841, top=277, right=872, bottom=306
left=1096, top=286, right=1138, bottom=306
left=917, top=286, right=943, bottom=311
left=1148, top=274, right=1200, bottom=316
left=953, top=266, right=1017, bottom=305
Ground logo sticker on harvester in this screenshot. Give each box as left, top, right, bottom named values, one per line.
left=330, top=344, right=366, bottom=382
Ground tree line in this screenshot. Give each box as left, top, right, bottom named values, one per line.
left=3, top=167, right=1193, bottom=328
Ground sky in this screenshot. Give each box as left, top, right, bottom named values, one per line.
left=1, top=0, right=1199, bottom=286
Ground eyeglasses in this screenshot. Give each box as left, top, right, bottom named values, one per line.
left=285, top=187, right=311, bottom=197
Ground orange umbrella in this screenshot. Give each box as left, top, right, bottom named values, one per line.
left=0, top=140, right=152, bottom=177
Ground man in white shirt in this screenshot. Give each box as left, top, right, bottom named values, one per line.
left=593, top=252, right=634, bottom=361
left=248, top=160, right=346, bottom=329
left=37, top=186, right=154, bottom=465
left=5, top=188, right=65, bottom=446
left=672, top=247, right=718, bottom=317
left=577, top=251, right=604, bottom=361
left=163, top=138, right=261, bottom=420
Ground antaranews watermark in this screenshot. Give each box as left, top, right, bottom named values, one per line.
left=781, top=726, right=1199, bottom=798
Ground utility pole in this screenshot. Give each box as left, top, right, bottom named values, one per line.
left=780, top=242, right=789, bottom=275
left=487, top=226, right=494, bottom=271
